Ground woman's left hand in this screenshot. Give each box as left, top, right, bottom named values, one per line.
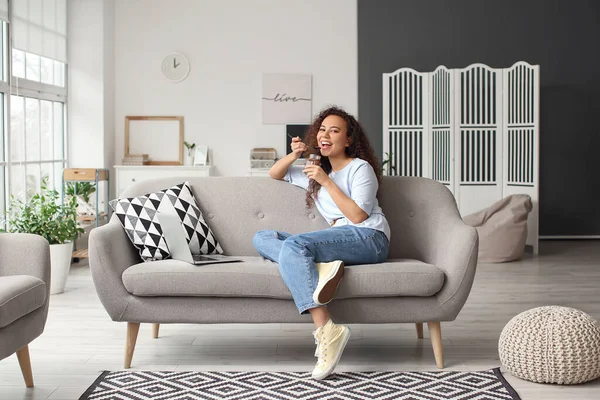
left=303, top=165, right=330, bottom=185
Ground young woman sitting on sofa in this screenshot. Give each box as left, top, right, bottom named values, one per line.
left=252, top=106, right=391, bottom=380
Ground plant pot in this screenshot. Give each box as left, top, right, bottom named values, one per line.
left=184, top=152, right=195, bottom=166
left=49, top=242, right=74, bottom=295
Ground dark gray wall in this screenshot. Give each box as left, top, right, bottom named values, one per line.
left=358, top=0, right=600, bottom=236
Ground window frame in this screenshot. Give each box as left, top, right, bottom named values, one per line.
left=0, top=20, right=8, bottom=218
left=1, top=15, right=69, bottom=218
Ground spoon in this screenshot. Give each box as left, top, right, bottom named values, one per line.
left=287, top=134, right=321, bottom=150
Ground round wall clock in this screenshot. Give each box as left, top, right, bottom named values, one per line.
left=162, top=53, right=190, bottom=82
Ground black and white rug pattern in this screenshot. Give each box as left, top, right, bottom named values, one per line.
left=80, top=369, right=521, bottom=400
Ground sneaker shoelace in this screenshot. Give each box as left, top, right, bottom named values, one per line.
left=314, top=327, right=344, bottom=367
left=314, top=334, right=328, bottom=366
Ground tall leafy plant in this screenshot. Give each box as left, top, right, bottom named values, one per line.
left=2, top=176, right=84, bottom=245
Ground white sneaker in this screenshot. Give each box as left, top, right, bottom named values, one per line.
left=311, top=319, right=351, bottom=380
left=312, top=260, right=345, bottom=305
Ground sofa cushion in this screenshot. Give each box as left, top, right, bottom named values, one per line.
left=122, top=257, right=444, bottom=299
left=0, top=275, right=47, bottom=328
left=111, top=181, right=223, bottom=262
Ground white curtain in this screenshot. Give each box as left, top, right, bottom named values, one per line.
left=12, top=0, right=67, bottom=62
left=0, top=0, right=8, bottom=22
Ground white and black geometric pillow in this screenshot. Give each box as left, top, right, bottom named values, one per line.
left=110, top=181, right=223, bottom=262
left=110, top=191, right=171, bottom=262
left=166, top=182, right=223, bottom=255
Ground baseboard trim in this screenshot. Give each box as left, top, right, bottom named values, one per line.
left=539, top=235, right=600, bottom=239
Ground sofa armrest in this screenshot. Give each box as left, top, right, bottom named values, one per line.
left=381, top=177, right=479, bottom=317
left=425, top=218, right=478, bottom=309
left=0, top=233, right=50, bottom=289
left=88, top=218, right=140, bottom=321
left=408, top=182, right=478, bottom=311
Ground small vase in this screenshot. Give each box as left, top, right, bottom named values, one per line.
left=185, top=152, right=195, bottom=166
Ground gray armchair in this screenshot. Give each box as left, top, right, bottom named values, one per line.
left=0, top=233, right=51, bottom=387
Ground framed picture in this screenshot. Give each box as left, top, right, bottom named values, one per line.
left=125, top=116, right=184, bottom=165
left=193, top=145, right=209, bottom=166
left=262, top=73, right=312, bottom=124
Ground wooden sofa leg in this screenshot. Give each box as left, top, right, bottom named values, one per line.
left=125, top=322, right=140, bottom=369
left=152, top=323, right=160, bottom=339
left=415, top=323, right=424, bottom=339
left=427, top=322, right=444, bottom=368
left=16, top=345, right=34, bottom=388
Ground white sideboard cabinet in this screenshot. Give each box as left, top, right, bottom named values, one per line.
left=115, top=165, right=213, bottom=196
left=248, top=169, right=271, bottom=177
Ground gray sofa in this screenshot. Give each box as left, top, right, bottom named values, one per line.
left=89, top=176, right=478, bottom=369
left=0, top=233, right=51, bottom=387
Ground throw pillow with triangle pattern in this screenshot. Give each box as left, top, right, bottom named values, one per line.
left=166, top=181, right=223, bottom=255
left=110, top=181, right=223, bottom=262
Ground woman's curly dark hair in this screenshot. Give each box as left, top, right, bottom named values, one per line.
left=303, top=106, right=381, bottom=208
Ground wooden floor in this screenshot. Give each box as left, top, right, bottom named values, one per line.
left=1, top=240, right=599, bottom=399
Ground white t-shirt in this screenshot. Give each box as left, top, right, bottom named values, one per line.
left=284, top=158, right=391, bottom=241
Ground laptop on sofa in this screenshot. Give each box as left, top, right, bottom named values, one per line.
left=159, top=211, right=241, bottom=266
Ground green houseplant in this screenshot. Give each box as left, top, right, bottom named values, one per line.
left=65, top=181, right=96, bottom=205
left=184, top=141, right=196, bottom=155
left=381, top=152, right=397, bottom=176
left=2, top=176, right=84, bottom=294
left=184, top=141, right=196, bottom=165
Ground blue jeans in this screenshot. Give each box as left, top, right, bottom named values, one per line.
left=252, top=226, right=389, bottom=314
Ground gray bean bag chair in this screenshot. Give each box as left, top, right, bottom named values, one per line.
left=463, top=194, right=533, bottom=263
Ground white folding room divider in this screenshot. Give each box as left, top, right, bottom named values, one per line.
left=383, top=61, right=539, bottom=254
left=381, top=68, right=429, bottom=178
left=431, top=66, right=455, bottom=194
left=502, top=62, right=540, bottom=254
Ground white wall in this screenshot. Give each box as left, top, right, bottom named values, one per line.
left=114, top=0, right=357, bottom=176
left=68, top=0, right=115, bottom=170
left=68, top=0, right=106, bottom=168
left=68, top=0, right=114, bottom=208
left=103, top=0, right=115, bottom=172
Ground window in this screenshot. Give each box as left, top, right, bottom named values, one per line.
left=10, top=95, right=65, bottom=200
left=0, top=0, right=68, bottom=221
left=0, top=21, right=6, bottom=217
left=12, top=48, right=65, bottom=87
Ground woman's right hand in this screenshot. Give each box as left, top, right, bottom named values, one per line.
left=290, top=137, right=308, bottom=158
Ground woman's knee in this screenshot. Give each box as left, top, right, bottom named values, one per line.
left=252, top=230, right=272, bottom=248
left=281, top=235, right=311, bottom=257
left=278, top=240, right=309, bottom=273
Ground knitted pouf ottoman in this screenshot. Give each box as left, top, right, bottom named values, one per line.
left=499, top=306, right=600, bottom=384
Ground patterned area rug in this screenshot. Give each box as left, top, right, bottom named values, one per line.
left=80, top=369, right=520, bottom=400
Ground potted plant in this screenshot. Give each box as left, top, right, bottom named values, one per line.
left=65, top=181, right=96, bottom=204
left=2, top=176, right=84, bottom=294
left=65, top=181, right=97, bottom=218
left=381, top=152, right=397, bottom=176
left=184, top=141, right=196, bottom=166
